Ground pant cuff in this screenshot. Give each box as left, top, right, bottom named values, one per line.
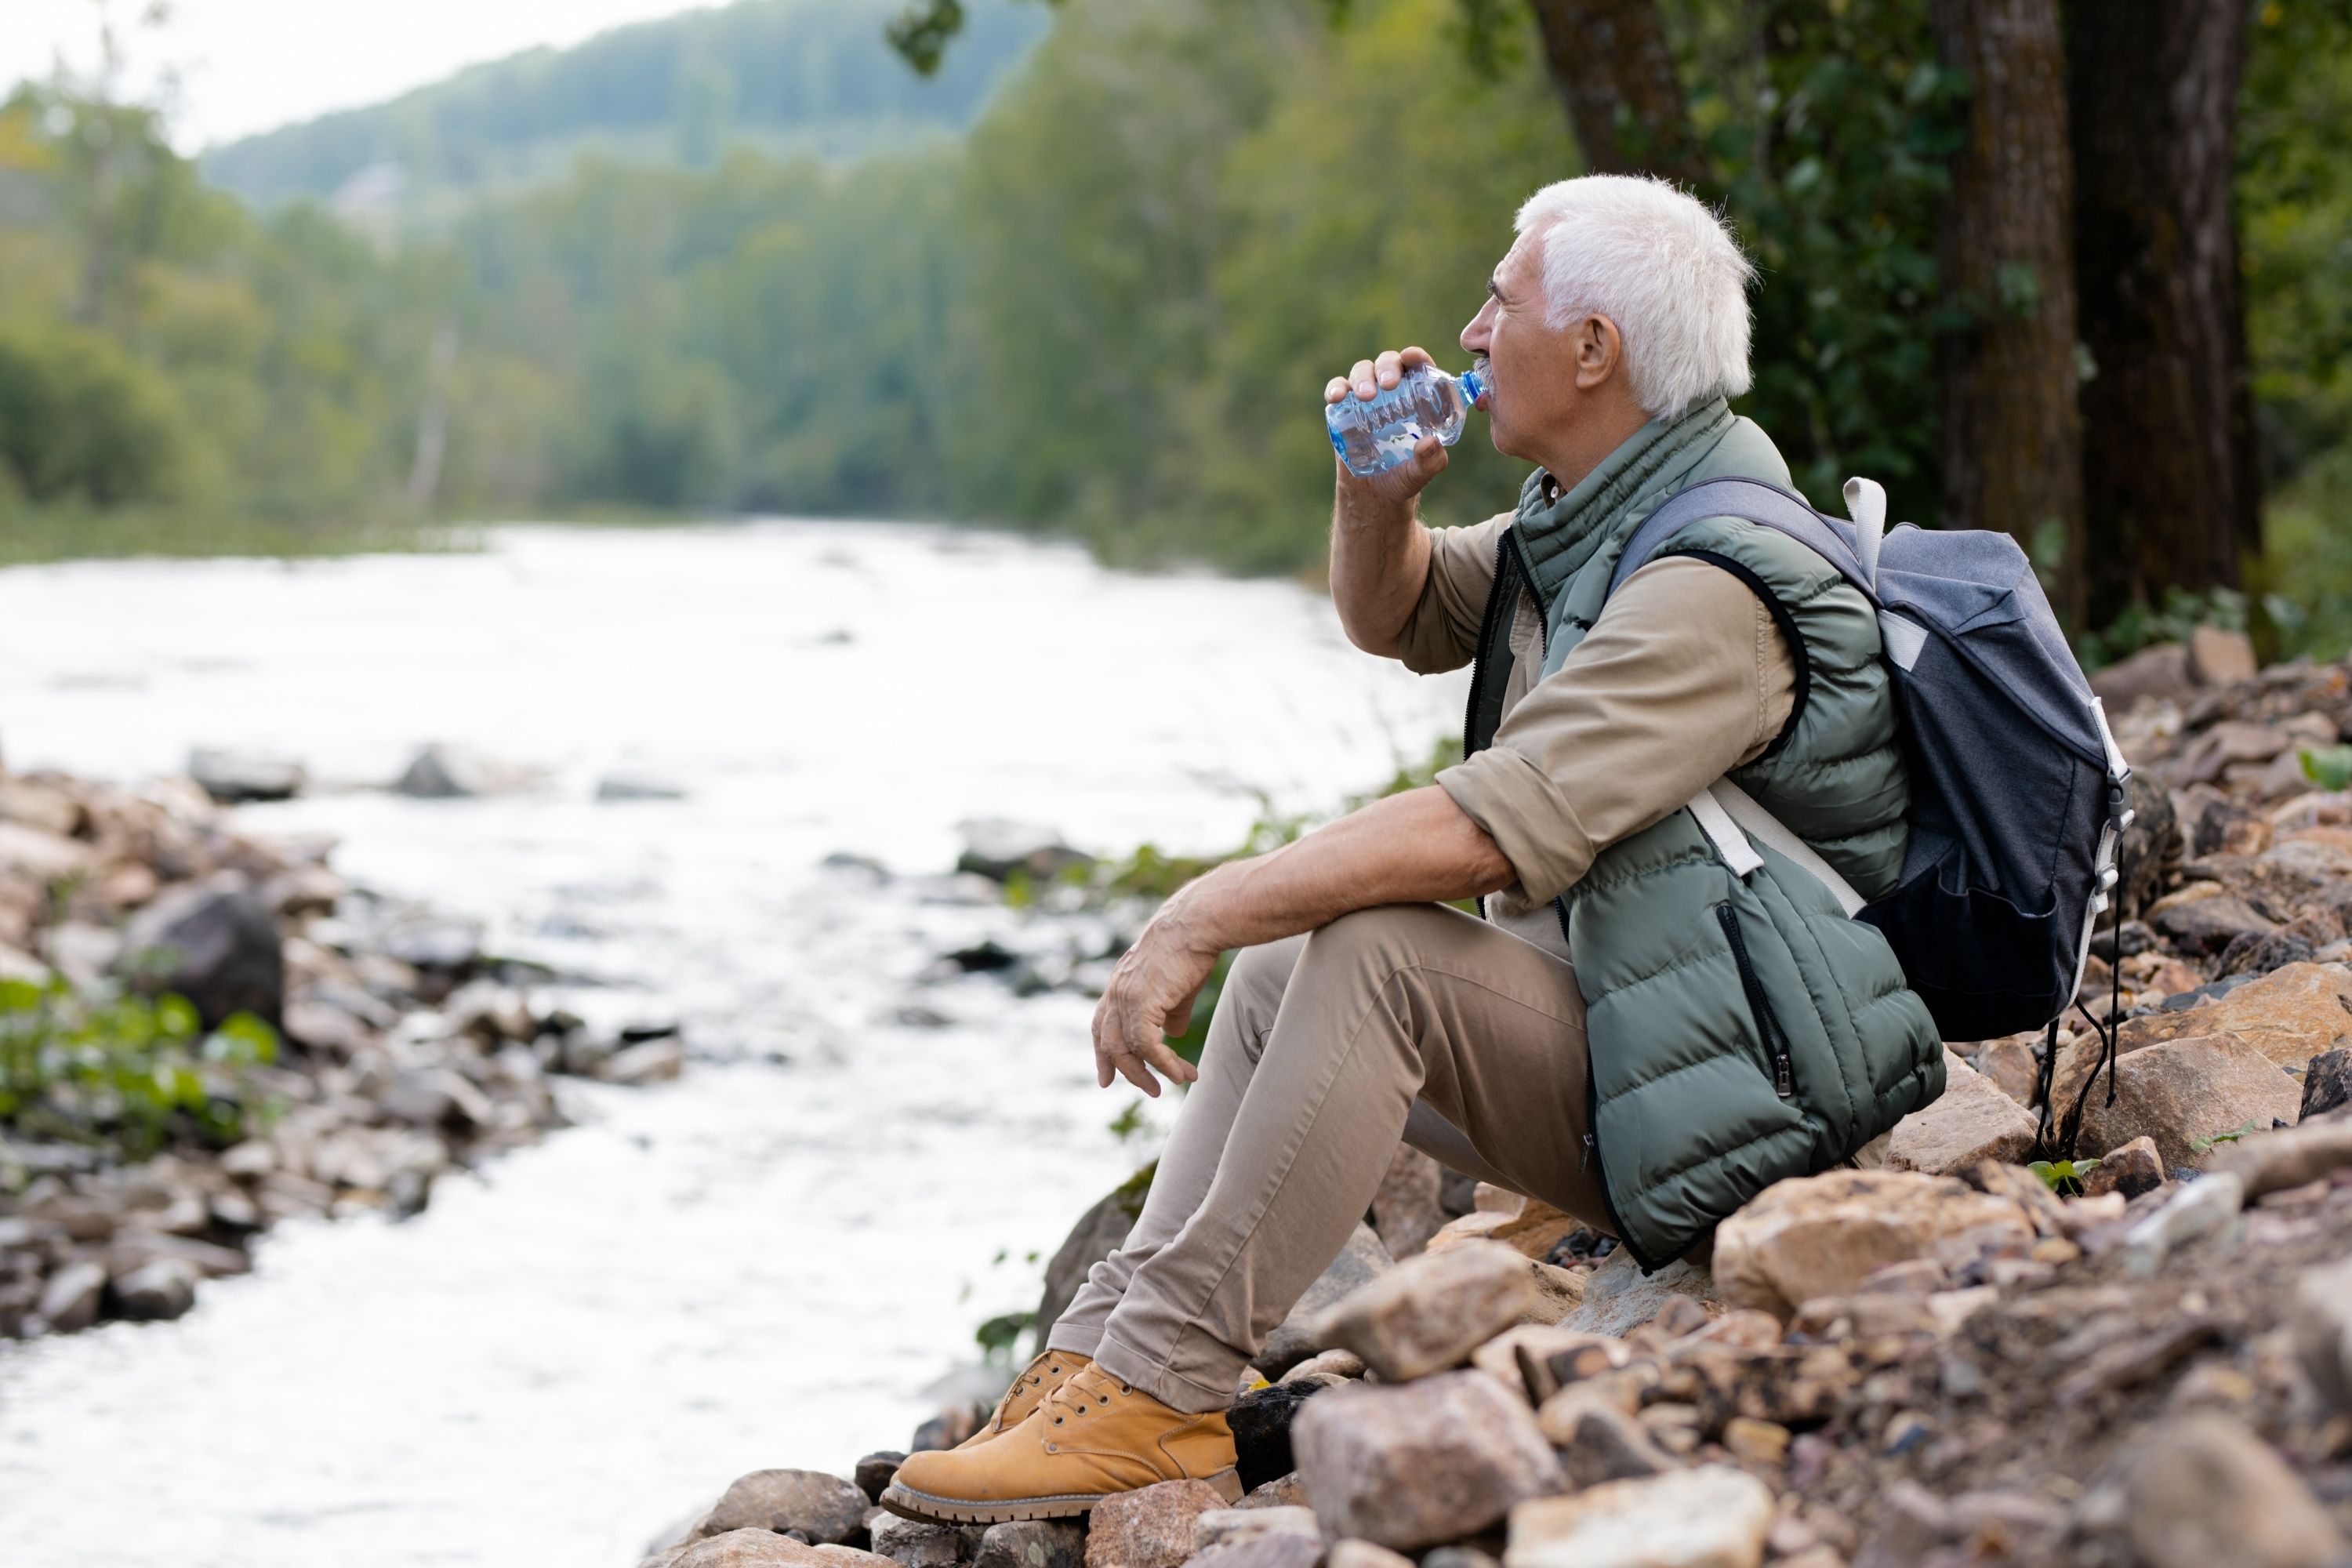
left=1043, top=1319, right=1105, bottom=1359
left=1089, top=1326, right=1243, bottom=1416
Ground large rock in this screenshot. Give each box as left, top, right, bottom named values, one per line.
left=1311, top=1240, right=1537, bottom=1382
left=1549, top=1403, right=1680, bottom=1490
left=1370, top=1144, right=1450, bottom=1259
left=0, top=821, right=93, bottom=882
left=1711, top=1171, right=2034, bottom=1322
left=2300, top=1047, right=2352, bottom=1120
left=1884, top=1051, right=2038, bottom=1174
left=2187, top=624, right=2259, bottom=685
left=673, top=1535, right=894, bottom=1568
left=2089, top=643, right=2194, bottom=711
left=111, top=1255, right=199, bottom=1319
left=34, top=1259, right=106, bottom=1333
left=187, top=748, right=306, bottom=804
left=974, top=1522, right=1084, bottom=1568
left=1293, top=1371, right=1560, bottom=1550
left=2151, top=892, right=2278, bottom=956
left=1251, top=1223, right=1392, bottom=1377
left=1085, top=1479, right=1232, bottom=1568
left=1228, top=1381, right=1326, bottom=1493
left=117, top=885, right=285, bottom=1027
left=1036, top=1166, right=1150, bottom=1338
left=2074, top=1033, right=2303, bottom=1170
left=2118, top=963, right=2352, bottom=1069
left=2119, top=1414, right=2349, bottom=1568
left=695, top=1470, right=870, bottom=1544
left=1559, top=1247, right=1719, bottom=1337
left=391, top=743, right=540, bottom=798
left=1504, top=1467, right=1773, bottom=1568
left=869, top=1515, right=970, bottom=1568
left=955, top=819, right=1091, bottom=884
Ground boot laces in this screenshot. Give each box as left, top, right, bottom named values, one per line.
left=1043, top=1370, right=1134, bottom=1425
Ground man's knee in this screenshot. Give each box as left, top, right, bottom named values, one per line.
left=1215, top=935, right=1303, bottom=1061
left=1296, top=902, right=1464, bottom=982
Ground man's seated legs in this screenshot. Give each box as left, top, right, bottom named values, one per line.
left=886, top=902, right=1595, bottom=1522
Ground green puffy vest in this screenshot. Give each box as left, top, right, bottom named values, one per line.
left=1464, top=397, right=1944, bottom=1269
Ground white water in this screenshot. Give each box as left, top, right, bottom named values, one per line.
left=0, top=521, right=1467, bottom=1568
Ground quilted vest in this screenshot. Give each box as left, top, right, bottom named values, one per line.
left=1463, top=397, right=1944, bottom=1269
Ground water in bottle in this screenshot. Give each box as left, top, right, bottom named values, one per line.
left=1327, top=361, right=1489, bottom=477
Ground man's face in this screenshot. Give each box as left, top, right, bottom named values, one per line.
left=1459, top=233, right=1582, bottom=464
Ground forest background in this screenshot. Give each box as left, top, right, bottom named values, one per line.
left=1, top=0, right=2347, bottom=662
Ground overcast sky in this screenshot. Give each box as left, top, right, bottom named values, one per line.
left=4, top=0, right=717, bottom=151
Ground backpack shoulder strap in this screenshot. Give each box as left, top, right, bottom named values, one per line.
left=1606, top=477, right=1876, bottom=604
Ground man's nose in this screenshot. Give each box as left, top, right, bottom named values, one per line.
left=1461, top=303, right=1493, bottom=355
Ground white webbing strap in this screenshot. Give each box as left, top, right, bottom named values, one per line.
left=1686, top=779, right=1868, bottom=918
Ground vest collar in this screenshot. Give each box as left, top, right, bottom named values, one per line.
left=1510, top=397, right=1736, bottom=607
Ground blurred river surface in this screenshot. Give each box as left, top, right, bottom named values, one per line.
left=0, top=521, right=1468, bottom=1568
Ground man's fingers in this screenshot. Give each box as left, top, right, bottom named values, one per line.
left=1374, top=349, right=1402, bottom=388
left=1399, top=345, right=1433, bottom=369
left=1350, top=358, right=1377, bottom=400
left=1143, top=1037, right=1197, bottom=1087
left=1324, top=376, right=1348, bottom=405
left=1113, top=1050, right=1163, bottom=1098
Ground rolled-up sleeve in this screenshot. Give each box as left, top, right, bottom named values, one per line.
left=1394, top=512, right=1511, bottom=673
left=1435, top=555, right=1795, bottom=906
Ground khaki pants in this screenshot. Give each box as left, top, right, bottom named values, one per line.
left=1045, top=902, right=1602, bottom=1414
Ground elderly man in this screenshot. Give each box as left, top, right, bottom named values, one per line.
left=884, top=175, right=1940, bottom=1524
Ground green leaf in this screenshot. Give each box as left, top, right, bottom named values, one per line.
left=2301, top=745, right=2352, bottom=792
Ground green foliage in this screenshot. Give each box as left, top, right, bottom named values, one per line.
left=2190, top=1119, right=2266, bottom=1154
left=0, top=977, right=281, bottom=1161
left=0, top=318, right=194, bottom=504
left=2027, top=1156, right=2099, bottom=1197
left=974, top=1307, right=1038, bottom=1360
left=2075, top=585, right=2252, bottom=670
left=2301, top=745, right=2352, bottom=793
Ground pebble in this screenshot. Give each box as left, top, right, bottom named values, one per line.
left=1549, top=1402, right=1679, bottom=1488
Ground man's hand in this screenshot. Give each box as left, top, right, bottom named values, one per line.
left=1326, top=346, right=1450, bottom=501
left=1091, top=906, right=1215, bottom=1098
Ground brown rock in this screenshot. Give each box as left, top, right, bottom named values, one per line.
left=2121, top=1414, right=2349, bottom=1568
left=1195, top=1506, right=1319, bottom=1555
left=869, top=1515, right=969, bottom=1568
left=2073, top=1033, right=2303, bottom=1170
left=2118, top=963, right=2352, bottom=1069
left=1278, top=1348, right=1365, bottom=1385
left=1293, top=1371, right=1561, bottom=1550
left=1711, top=1171, right=2034, bottom=1322
left=1085, top=1481, right=1231, bottom=1568
left=2151, top=893, right=2278, bottom=956
left=697, top=1471, right=871, bottom=1544
left=1253, top=1224, right=1392, bottom=1377
left=1370, top=1145, right=1448, bottom=1260
left=1885, top=1051, right=2038, bottom=1174
left=972, top=1521, right=1083, bottom=1568
left=1189, top=1536, right=1323, bottom=1568
left=2083, top=1136, right=2165, bottom=1200
left=2178, top=720, right=2294, bottom=786
left=1311, top=1240, right=1537, bottom=1382
left=2291, top=1255, right=2352, bottom=1413
left=2089, top=642, right=2194, bottom=710
left=1969, top=1033, right=2043, bottom=1107
left=855, top=1454, right=907, bottom=1504
left=2212, top=1119, right=2352, bottom=1200
left=1504, top=1467, right=1774, bottom=1568
left=2187, top=625, right=2259, bottom=685
left=1469, top=1325, right=1615, bottom=1402
left=674, top=1533, right=831, bottom=1568
left=1323, top=1544, right=1413, bottom=1568
left=1236, top=1474, right=1308, bottom=1511
left=1549, top=1401, right=1679, bottom=1489
left=1719, top=1417, right=1790, bottom=1468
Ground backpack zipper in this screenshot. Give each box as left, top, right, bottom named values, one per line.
left=1715, top=904, right=1795, bottom=1098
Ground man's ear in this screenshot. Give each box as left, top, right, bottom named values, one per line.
left=1573, top=316, right=1624, bottom=390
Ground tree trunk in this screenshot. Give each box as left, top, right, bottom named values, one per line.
left=1930, top=0, right=2085, bottom=622
left=2068, top=0, right=2256, bottom=627
left=1525, top=0, right=1711, bottom=193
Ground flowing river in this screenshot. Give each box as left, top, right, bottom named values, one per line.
left=0, top=520, right=1468, bottom=1568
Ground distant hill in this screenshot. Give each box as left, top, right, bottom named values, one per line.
left=200, top=0, right=1047, bottom=213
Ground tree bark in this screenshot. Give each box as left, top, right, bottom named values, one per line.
left=2068, top=0, right=2256, bottom=626
left=1930, top=0, right=2085, bottom=622
left=1525, top=0, right=1711, bottom=193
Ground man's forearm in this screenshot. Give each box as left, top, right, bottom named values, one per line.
left=1158, top=786, right=1513, bottom=956
left=1327, top=477, right=1435, bottom=659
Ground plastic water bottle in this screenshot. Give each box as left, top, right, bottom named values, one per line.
left=1327, top=362, right=1489, bottom=477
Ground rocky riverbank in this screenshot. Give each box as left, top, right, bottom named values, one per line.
left=0, top=763, right=684, bottom=1339
left=642, top=633, right=2352, bottom=1568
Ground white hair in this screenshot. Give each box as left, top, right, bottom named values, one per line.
left=1512, top=175, right=1756, bottom=420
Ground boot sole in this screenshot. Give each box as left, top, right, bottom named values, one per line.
left=879, top=1468, right=1244, bottom=1525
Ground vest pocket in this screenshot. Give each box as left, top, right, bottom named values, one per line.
left=1715, top=903, right=1795, bottom=1098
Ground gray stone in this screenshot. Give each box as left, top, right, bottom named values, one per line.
left=382, top=1066, right=495, bottom=1132
left=1324, top=1544, right=1415, bottom=1568
left=391, top=743, right=539, bottom=798
left=1503, top=1466, right=1774, bottom=1568
left=1189, top=1536, right=1323, bottom=1568
left=2302, top=1047, right=2352, bottom=1120
left=187, top=748, right=306, bottom=804
left=111, top=1256, right=198, bottom=1320
left=855, top=1452, right=906, bottom=1504
left=1252, top=1223, right=1392, bottom=1377
left=1559, top=1247, right=1720, bottom=1338
left=1311, top=1239, right=1537, bottom=1382
left=1195, top=1508, right=1319, bottom=1555
left=955, top=819, right=1091, bottom=884
left=2292, top=1256, right=2352, bottom=1413
left=1370, top=1144, right=1449, bottom=1259
left=597, top=770, right=690, bottom=801
left=871, top=1514, right=967, bottom=1568
left=1293, top=1370, right=1560, bottom=1551
left=1084, top=1479, right=1231, bottom=1568
left=35, top=1259, right=106, bottom=1333
left=695, top=1469, right=870, bottom=1544
left=2121, top=1173, right=2245, bottom=1276
left=2152, top=894, right=2277, bottom=956
left=2122, top=1414, right=2349, bottom=1568
left=602, top=1038, right=685, bottom=1085
left=118, top=886, right=285, bottom=1027
left=1035, top=1167, right=1150, bottom=1337
left=2089, top=642, right=2193, bottom=711
left=972, top=1520, right=1083, bottom=1568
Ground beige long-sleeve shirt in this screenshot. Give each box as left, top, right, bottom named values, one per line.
left=1396, top=511, right=1796, bottom=955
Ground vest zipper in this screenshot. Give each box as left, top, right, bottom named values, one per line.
left=1715, top=904, right=1795, bottom=1098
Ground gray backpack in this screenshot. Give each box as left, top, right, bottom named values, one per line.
left=1606, top=477, right=2133, bottom=1102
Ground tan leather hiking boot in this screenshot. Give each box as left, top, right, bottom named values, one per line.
left=960, top=1350, right=1090, bottom=1449
left=883, top=1367, right=1242, bottom=1524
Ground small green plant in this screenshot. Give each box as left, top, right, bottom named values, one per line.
left=0, top=976, right=279, bottom=1161
left=974, top=1309, right=1037, bottom=1364
left=2027, top=1156, right=2101, bottom=1197
left=1107, top=1097, right=1150, bottom=1144
left=2301, top=745, right=2352, bottom=792
left=2191, top=1119, right=2267, bottom=1153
